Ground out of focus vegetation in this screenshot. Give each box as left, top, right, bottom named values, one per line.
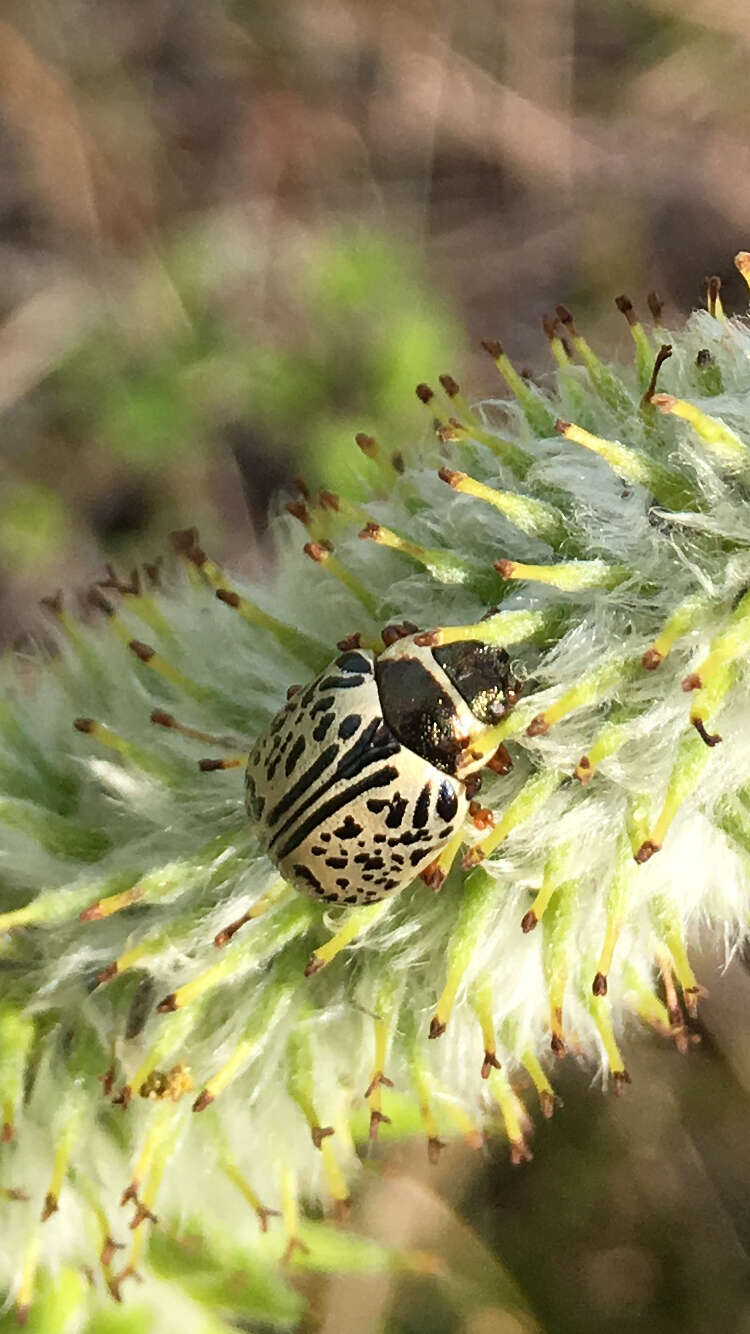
left=3, top=2, right=750, bottom=1330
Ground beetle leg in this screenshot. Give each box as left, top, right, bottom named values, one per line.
left=304, top=900, right=391, bottom=977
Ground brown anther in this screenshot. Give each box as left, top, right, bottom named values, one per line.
left=156, top=993, right=178, bottom=1013
left=427, top=1136, right=446, bottom=1165
left=292, top=476, right=310, bottom=499
left=468, top=801, right=494, bottom=831
left=359, top=521, right=381, bottom=540
left=355, top=431, right=377, bottom=456
left=439, top=373, right=460, bottom=398
left=257, top=1206, right=281, bottom=1232
left=415, top=383, right=434, bottom=404
left=364, top=1071, right=394, bottom=1099
left=170, top=527, right=200, bottom=554
left=464, top=773, right=482, bottom=798
left=311, top=1125, right=334, bottom=1149
left=634, top=839, right=660, bottom=864
left=332, top=1197, right=353, bottom=1223
left=510, top=1139, right=533, bottom=1166
left=120, top=1183, right=139, bottom=1208
left=5, top=1188, right=29, bottom=1202
left=214, top=911, right=251, bottom=948
left=647, top=290, right=663, bottom=322
left=39, top=589, right=64, bottom=616
left=481, top=1051, right=501, bottom=1079
left=682, top=672, right=702, bottom=692
left=692, top=717, right=722, bottom=747
left=542, top=314, right=559, bottom=340
left=369, top=1109, right=391, bottom=1140
left=304, top=953, right=325, bottom=978
left=198, top=758, right=227, bottom=772
left=0, top=1122, right=13, bottom=1143
left=87, top=586, right=115, bottom=617
left=539, top=1090, right=559, bottom=1119
left=99, top=1065, right=116, bottom=1096
left=100, top=1236, right=125, bottom=1268
left=428, top=1017, right=446, bottom=1040
left=380, top=620, right=419, bottom=646
left=192, top=1089, right=214, bottom=1113
left=129, top=639, right=155, bottom=663
left=16, top=1303, right=30, bottom=1325
left=281, top=1236, right=310, bottom=1266
left=40, top=1192, right=58, bottom=1221
left=435, top=422, right=461, bottom=443
left=79, top=902, right=103, bottom=922
left=96, top=963, right=118, bottom=986
left=480, top=339, right=503, bottom=359
left=487, top=744, right=513, bottom=775
left=494, top=559, right=515, bottom=581
left=695, top=348, right=713, bottom=368
left=143, top=560, right=163, bottom=588
left=130, top=1203, right=158, bottom=1230
left=592, top=972, right=608, bottom=997
left=642, top=647, right=663, bottom=671
left=336, top=634, right=361, bottom=652
left=555, top=304, right=577, bottom=335
left=73, top=717, right=95, bottom=734
left=526, top=714, right=549, bottom=737
left=285, top=500, right=309, bottom=524
left=521, top=909, right=538, bottom=934
left=215, top=588, right=240, bottom=608
left=554, top=418, right=571, bottom=435
left=641, top=344, right=673, bottom=406
left=612, top=1070, right=632, bottom=1096
left=550, top=1033, right=567, bottom=1059
left=304, top=541, right=328, bottom=564
left=707, top=275, right=722, bottom=315
left=420, top=861, right=446, bottom=892
left=437, top=465, right=463, bottom=487
left=413, top=629, right=439, bottom=647
left=107, top=1263, right=143, bottom=1302
left=150, top=708, right=175, bottom=729
left=391, top=450, right=405, bottom=473
left=113, top=1085, right=132, bottom=1109
left=575, top=755, right=592, bottom=786
left=318, top=489, right=340, bottom=512
left=615, top=294, right=636, bottom=325
left=461, top=846, right=484, bottom=870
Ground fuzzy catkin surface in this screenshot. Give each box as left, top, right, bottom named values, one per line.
left=3, top=293, right=750, bottom=1325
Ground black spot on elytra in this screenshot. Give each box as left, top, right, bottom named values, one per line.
left=373, top=833, right=386, bottom=843
left=333, top=815, right=362, bottom=840
left=336, top=878, right=350, bottom=890
left=384, top=878, right=398, bottom=890
left=386, top=794, right=408, bottom=829
left=310, top=694, right=335, bottom=716
left=354, top=853, right=385, bottom=870
left=336, top=651, right=372, bottom=675
left=437, top=779, right=459, bottom=823
left=321, top=832, right=332, bottom=843
left=391, top=853, right=404, bottom=866
left=313, top=712, right=335, bottom=741
left=344, top=894, right=358, bottom=903
left=319, top=674, right=365, bottom=691
left=325, top=856, right=348, bottom=869
left=292, top=863, right=323, bottom=893
left=284, top=734, right=306, bottom=777
left=311, top=846, right=325, bottom=856
left=410, top=849, right=428, bottom=867
left=338, top=714, right=361, bottom=740
left=413, top=783, right=431, bottom=828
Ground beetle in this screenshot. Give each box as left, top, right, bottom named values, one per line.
left=245, top=631, right=517, bottom=905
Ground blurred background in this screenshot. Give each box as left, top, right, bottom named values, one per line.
left=3, top=1, right=750, bottom=1328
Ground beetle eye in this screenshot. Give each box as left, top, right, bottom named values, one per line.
left=432, top=641, right=513, bottom=724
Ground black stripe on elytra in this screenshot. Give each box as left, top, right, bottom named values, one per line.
left=413, top=783, right=431, bottom=828
left=284, top=734, right=306, bottom=778
left=266, top=744, right=339, bottom=827
left=269, top=719, right=399, bottom=854
left=276, top=765, right=399, bottom=860
left=318, top=674, right=366, bottom=690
